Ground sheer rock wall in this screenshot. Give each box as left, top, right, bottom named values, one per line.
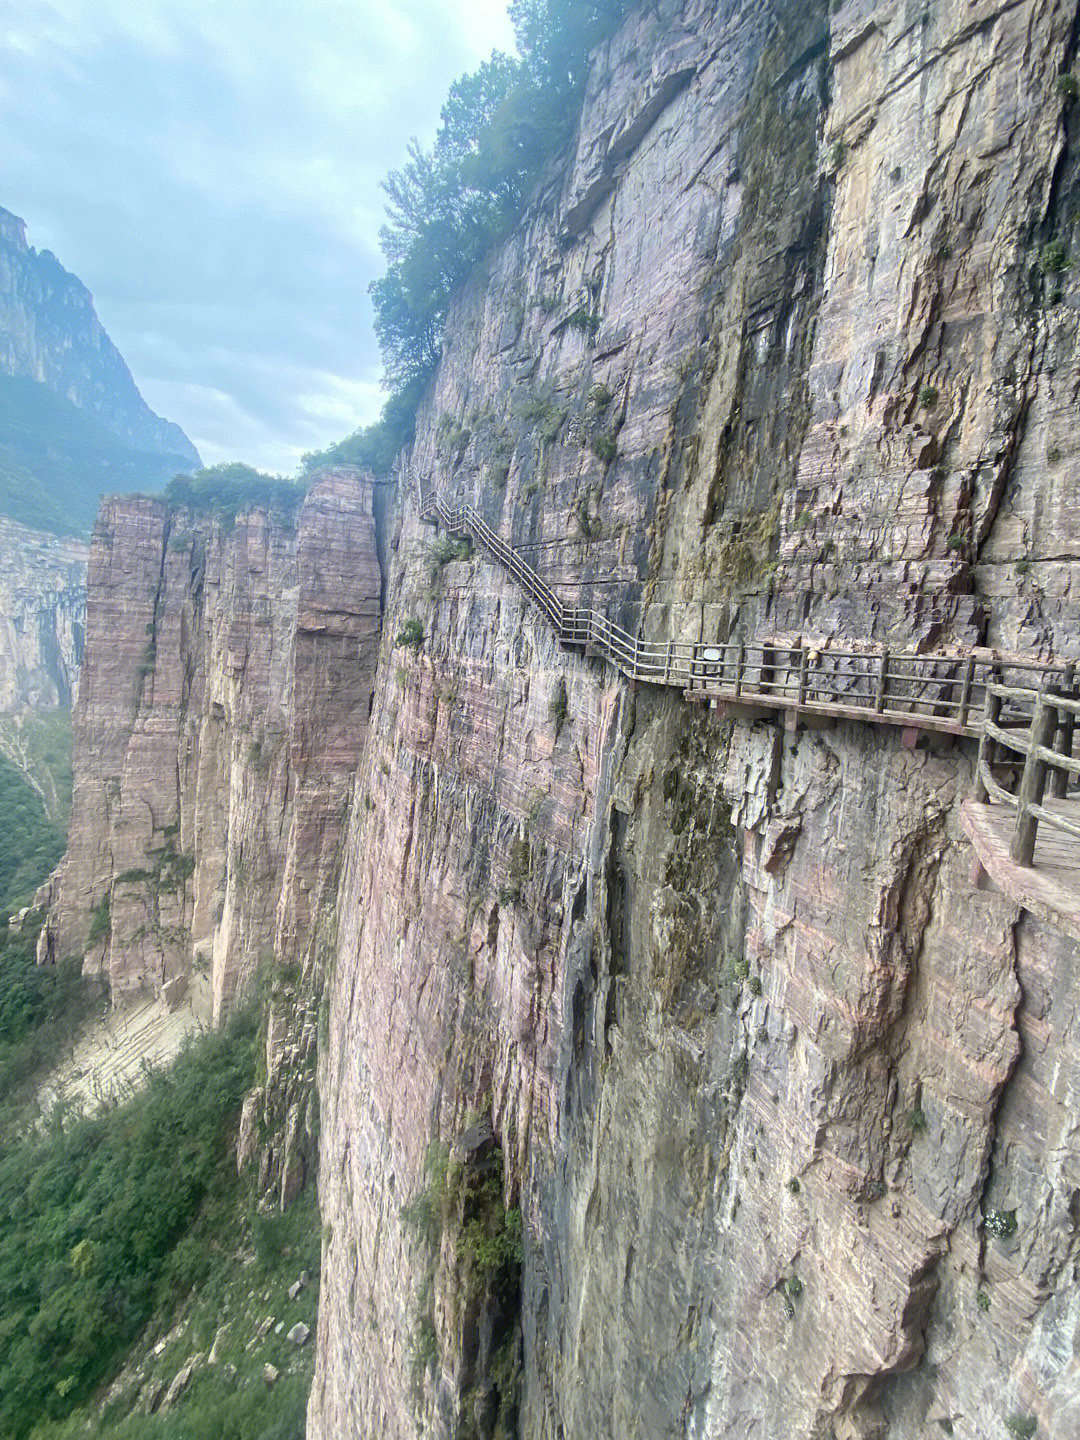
left=40, top=470, right=381, bottom=1046
left=0, top=515, right=86, bottom=714
left=311, top=2, right=1080, bottom=1439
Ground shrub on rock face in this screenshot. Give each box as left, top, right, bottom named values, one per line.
left=984, top=1207, right=1018, bottom=1240
left=395, top=619, right=425, bottom=650
left=1038, top=239, right=1069, bottom=274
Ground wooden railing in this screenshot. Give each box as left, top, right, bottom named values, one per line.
left=418, top=482, right=1076, bottom=864
left=972, top=673, right=1080, bottom=863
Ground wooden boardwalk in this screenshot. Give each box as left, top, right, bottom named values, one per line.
left=963, top=798, right=1080, bottom=943
left=418, top=480, right=1080, bottom=935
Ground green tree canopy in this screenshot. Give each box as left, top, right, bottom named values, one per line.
left=368, top=2, right=633, bottom=398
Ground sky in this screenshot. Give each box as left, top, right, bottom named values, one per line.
left=2, top=0, right=518, bottom=473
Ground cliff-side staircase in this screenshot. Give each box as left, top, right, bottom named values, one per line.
left=417, top=482, right=1080, bottom=939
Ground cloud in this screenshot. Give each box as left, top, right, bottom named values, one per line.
left=2, top=0, right=517, bottom=473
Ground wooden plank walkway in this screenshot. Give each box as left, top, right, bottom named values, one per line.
left=962, top=798, right=1080, bottom=944
left=417, top=484, right=1063, bottom=736
left=418, top=478, right=1080, bottom=934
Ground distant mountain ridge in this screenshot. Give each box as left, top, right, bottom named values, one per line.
left=0, top=206, right=199, bottom=465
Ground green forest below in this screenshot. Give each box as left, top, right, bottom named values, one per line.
left=0, top=748, right=67, bottom=917
left=0, top=998, right=318, bottom=1440
left=0, top=375, right=197, bottom=537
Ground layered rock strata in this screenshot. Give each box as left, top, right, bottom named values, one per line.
left=40, top=470, right=381, bottom=1049
left=311, top=2, right=1080, bottom=1438
left=0, top=515, right=86, bottom=713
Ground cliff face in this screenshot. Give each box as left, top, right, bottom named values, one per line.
left=0, top=516, right=86, bottom=714
left=0, top=206, right=199, bottom=465
left=41, top=471, right=381, bottom=1052
left=310, top=2, right=1080, bottom=1438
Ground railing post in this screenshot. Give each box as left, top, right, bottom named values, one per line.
left=1009, top=690, right=1056, bottom=865
left=663, top=640, right=673, bottom=686
left=957, top=655, right=976, bottom=729
left=733, top=643, right=745, bottom=697
left=874, top=650, right=890, bottom=713
left=972, top=669, right=1001, bottom=803
left=796, top=647, right=809, bottom=709
left=1049, top=663, right=1075, bottom=798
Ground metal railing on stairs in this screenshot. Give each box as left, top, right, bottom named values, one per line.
left=418, top=480, right=1077, bottom=868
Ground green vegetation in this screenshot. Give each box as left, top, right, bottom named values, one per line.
left=976, top=1288, right=991, bottom=1312
left=1057, top=72, right=1080, bottom=103
left=299, top=376, right=426, bottom=479
left=86, top=893, right=111, bottom=948
left=371, top=4, right=633, bottom=392
left=395, top=618, right=425, bottom=650
left=0, top=1010, right=263, bottom=1438
left=17, top=708, right=74, bottom=827
left=590, top=432, right=618, bottom=463
left=304, top=8, right=637, bottom=480
left=825, top=139, right=845, bottom=173
left=918, top=384, right=939, bottom=408
left=33, top=1187, right=319, bottom=1440
left=576, top=494, right=601, bottom=538
left=984, top=1207, right=1018, bottom=1240
left=0, top=919, right=103, bottom=1140
left=784, top=1274, right=803, bottom=1299
left=0, top=376, right=196, bottom=538
left=426, top=534, right=472, bottom=574
left=548, top=677, right=568, bottom=735
left=401, top=1132, right=522, bottom=1424
left=787, top=1177, right=801, bottom=1195
left=564, top=307, right=601, bottom=336
left=514, top=387, right=566, bottom=444
left=1005, top=1416, right=1037, bottom=1439
left=907, top=1106, right=928, bottom=1132
left=165, top=465, right=305, bottom=524
left=0, top=751, right=66, bottom=915
left=1038, top=239, right=1070, bottom=275
left=436, top=412, right=472, bottom=460
left=497, top=837, right=531, bottom=905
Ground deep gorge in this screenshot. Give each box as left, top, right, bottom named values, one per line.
left=23, top=0, right=1080, bottom=1436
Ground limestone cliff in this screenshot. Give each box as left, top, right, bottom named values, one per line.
left=0, top=515, right=86, bottom=714
left=40, top=470, right=381, bottom=1063
left=0, top=206, right=199, bottom=465
left=310, top=3, right=1080, bottom=1439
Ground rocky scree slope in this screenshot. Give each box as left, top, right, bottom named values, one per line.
left=309, top=2, right=1080, bottom=1439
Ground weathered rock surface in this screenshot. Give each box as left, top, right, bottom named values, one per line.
left=40, top=469, right=381, bottom=1074
left=0, top=515, right=86, bottom=715
left=310, top=2, right=1080, bottom=1439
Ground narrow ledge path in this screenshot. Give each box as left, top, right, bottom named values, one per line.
left=417, top=480, right=1080, bottom=935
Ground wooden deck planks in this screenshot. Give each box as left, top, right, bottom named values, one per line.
left=961, top=799, right=1080, bottom=944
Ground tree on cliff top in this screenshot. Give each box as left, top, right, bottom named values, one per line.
left=367, top=0, right=634, bottom=393
left=304, top=2, right=633, bottom=478
left=166, top=463, right=305, bottom=520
